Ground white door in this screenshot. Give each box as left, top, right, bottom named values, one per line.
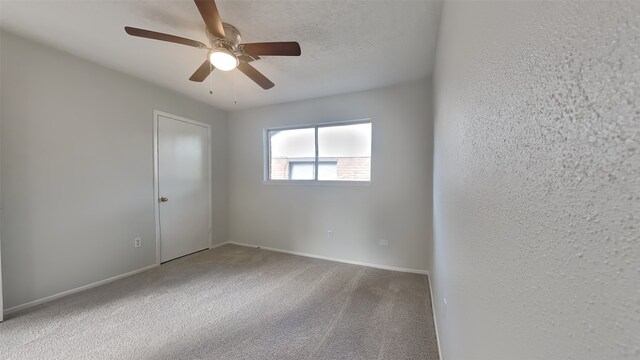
left=156, top=113, right=211, bottom=263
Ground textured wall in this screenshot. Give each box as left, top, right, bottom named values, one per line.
left=432, top=1, right=639, bottom=359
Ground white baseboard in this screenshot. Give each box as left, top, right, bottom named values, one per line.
left=3, top=263, right=158, bottom=316
left=226, top=241, right=429, bottom=275
left=427, top=273, right=444, bottom=359
left=209, top=241, right=229, bottom=250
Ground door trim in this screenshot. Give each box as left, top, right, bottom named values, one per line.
left=153, top=110, right=212, bottom=266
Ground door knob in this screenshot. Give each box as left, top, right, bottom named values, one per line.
left=160, top=196, right=169, bottom=202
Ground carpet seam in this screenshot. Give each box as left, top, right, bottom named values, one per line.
left=304, top=266, right=366, bottom=360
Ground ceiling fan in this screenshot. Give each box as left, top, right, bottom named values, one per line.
left=124, top=0, right=301, bottom=89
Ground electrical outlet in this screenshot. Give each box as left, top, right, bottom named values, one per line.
left=379, top=239, right=389, bottom=246
left=134, top=237, right=142, bottom=248
left=327, top=230, right=333, bottom=240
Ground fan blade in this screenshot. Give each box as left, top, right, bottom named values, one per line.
left=124, top=27, right=207, bottom=49
left=189, top=60, right=215, bottom=82
left=241, top=42, right=301, bottom=57
left=194, top=0, right=225, bottom=39
left=237, top=62, right=274, bottom=89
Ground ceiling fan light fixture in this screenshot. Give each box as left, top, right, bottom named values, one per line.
left=209, top=49, right=238, bottom=71
left=124, top=0, right=301, bottom=87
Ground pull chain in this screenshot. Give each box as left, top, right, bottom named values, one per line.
left=233, top=73, right=237, bottom=104
left=209, top=61, right=214, bottom=95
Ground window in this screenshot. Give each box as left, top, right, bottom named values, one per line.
left=267, top=121, right=371, bottom=182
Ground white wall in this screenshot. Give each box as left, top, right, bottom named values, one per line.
left=228, top=79, right=433, bottom=271
left=0, top=29, right=3, bottom=321
left=431, top=2, right=639, bottom=359
left=0, top=31, right=228, bottom=310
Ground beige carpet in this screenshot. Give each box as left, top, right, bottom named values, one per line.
left=0, top=244, right=440, bottom=360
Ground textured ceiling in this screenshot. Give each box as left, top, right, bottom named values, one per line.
left=0, top=0, right=441, bottom=110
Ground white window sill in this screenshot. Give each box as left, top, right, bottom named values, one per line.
left=262, top=180, right=371, bottom=187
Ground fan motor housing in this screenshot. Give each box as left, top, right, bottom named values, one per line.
left=206, top=22, right=241, bottom=50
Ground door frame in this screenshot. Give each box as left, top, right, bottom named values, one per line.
left=153, top=110, right=212, bottom=265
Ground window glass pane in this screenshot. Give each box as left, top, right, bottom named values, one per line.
left=318, top=123, right=371, bottom=181
left=289, top=161, right=315, bottom=179
left=269, top=128, right=315, bottom=180
left=318, top=161, right=338, bottom=180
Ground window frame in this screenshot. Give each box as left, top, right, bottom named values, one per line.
left=263, top=119, right=372, bottom=185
